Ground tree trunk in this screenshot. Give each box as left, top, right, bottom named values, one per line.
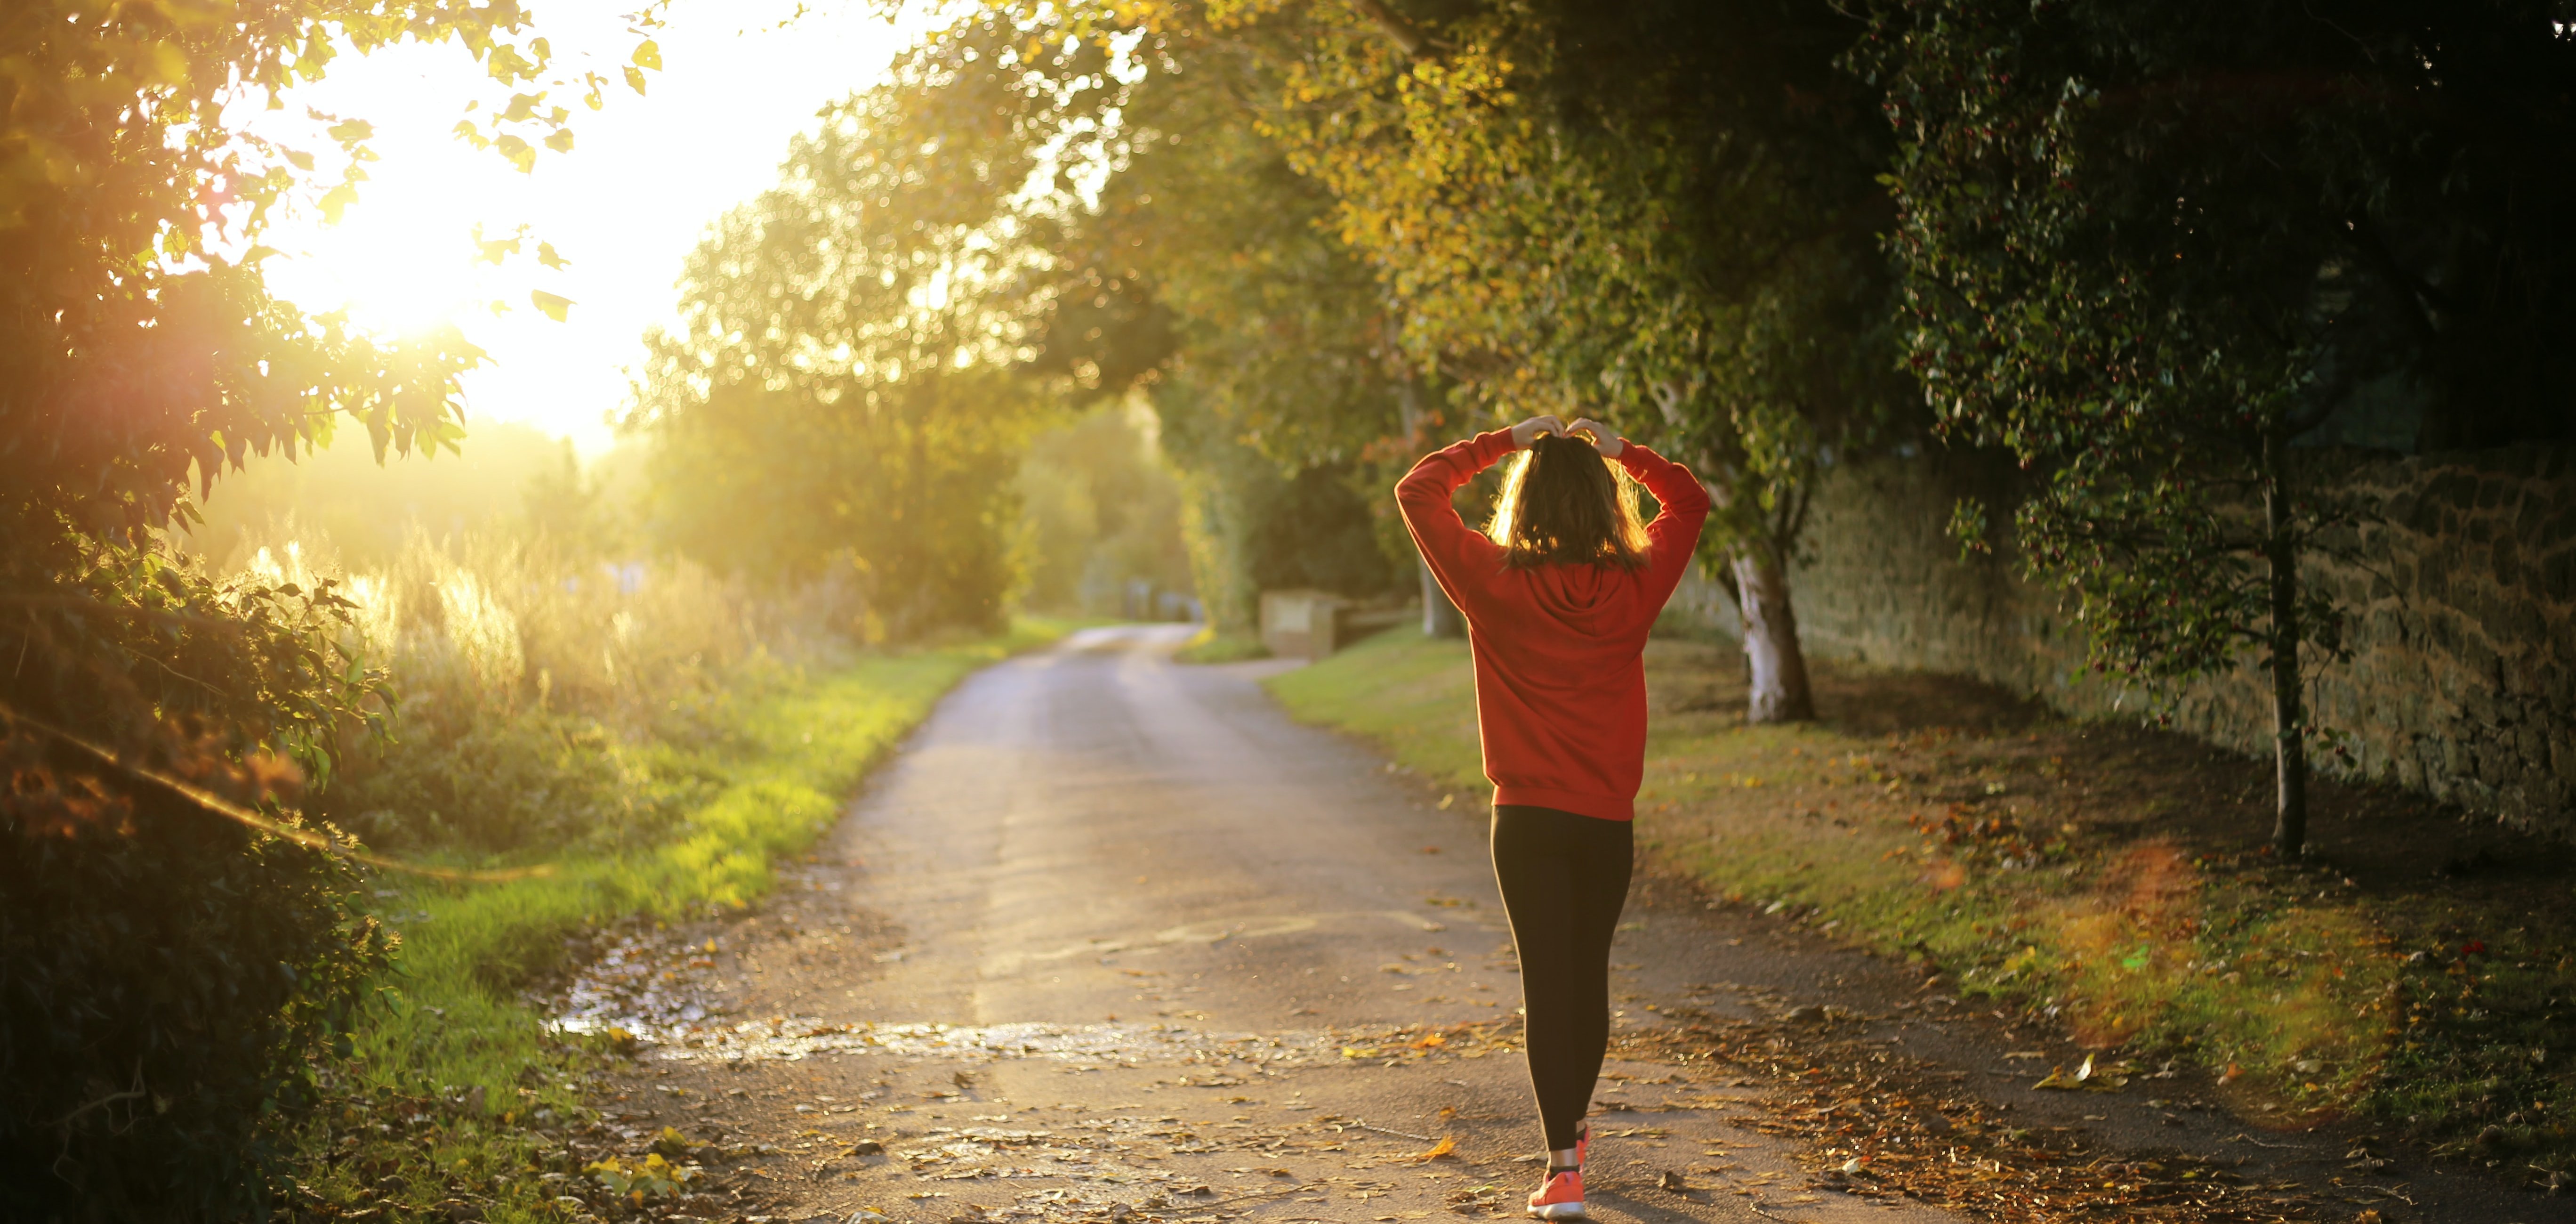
left=1394, top=374, right=1464, bottom=639
left=1730, top=543, right=1815, bottom=724
left=1420, top=556, right=1465, bottom=638
left=2262, top=431, right=2309, bottom=856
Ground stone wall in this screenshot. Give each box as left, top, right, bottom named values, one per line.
left=1685, top=444, right=2576, bottom=836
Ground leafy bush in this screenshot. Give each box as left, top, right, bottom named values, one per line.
left=0, top=536, right=401, bottom=1221
left=0, top=786, right=391, bottom=1222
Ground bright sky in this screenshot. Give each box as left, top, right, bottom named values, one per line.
left=257, top=1, right=929, bottom=455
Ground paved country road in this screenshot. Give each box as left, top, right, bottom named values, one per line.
left=562, top=626, right=2559, bottom=1224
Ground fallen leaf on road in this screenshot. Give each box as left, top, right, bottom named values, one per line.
left=2034, top=1053, right=2129, bottom=1091
left=1412, top=1136, right=1457, bottom=1163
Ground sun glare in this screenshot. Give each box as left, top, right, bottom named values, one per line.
left=283, top=190, right=494, bottom=340
left=248, top=1, right=922, bottom=451
left=253, top=48, right=549, bottom=341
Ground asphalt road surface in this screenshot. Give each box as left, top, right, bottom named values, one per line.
left=569, top=625, right=2560, bottom=1224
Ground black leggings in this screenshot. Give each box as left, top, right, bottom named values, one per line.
left=1490, top=804, right=1634, bottom=1151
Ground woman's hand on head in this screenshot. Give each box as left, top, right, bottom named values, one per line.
left=1509, top=415, right=1567, bottom=449
left=1565, top=418, right=1625, bottom=458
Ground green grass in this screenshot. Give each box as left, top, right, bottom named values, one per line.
left=286, top=620, right=1074, bottom=1221
left=1171, top=625, right=1270, bottom=664
left=1269, top=629, right=2576, bottom=1183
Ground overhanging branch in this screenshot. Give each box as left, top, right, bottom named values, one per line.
left=0, top=704, right=551, bottom=884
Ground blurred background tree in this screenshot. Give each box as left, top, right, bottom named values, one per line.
left=627, top=44, right=1068, bottom=639
left=907, top=0, right=1910, bottom=710
left=1016, top=404, right=1196, bottom=617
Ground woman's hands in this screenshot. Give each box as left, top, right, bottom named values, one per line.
left=1566, top=417, right=1625, bottom=458
left=1510, top=414, right=1625, bottom=457
left=1509, top=415, right=1567, bottom=449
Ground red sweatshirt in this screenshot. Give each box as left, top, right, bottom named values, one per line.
left=1395, top=430, right=1711, bottom=822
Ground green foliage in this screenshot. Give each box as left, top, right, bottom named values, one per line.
left=829, top=8, right=1423, bottom=627
left=941, top=0, right=1906, bottom=707
left=1159, top=382, right=1409, bottom=630
left=198, top=518, right=771, bottom=860
left=0, top=537, right=396, bottom=1222
left=1874, top=0, right=2355, bottom=677
left=1088, top=31, right=1425, bottom=616
left=330, top=705, right=719, bottom=860
left=1078, top=26, right=1412, bottom=472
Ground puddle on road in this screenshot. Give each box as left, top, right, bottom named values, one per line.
left=547, top=918, right=1525, bottom=1070
left=547, top=921, right=729, bottom=1039
left=639, top=1017, right=1342, bottom=1068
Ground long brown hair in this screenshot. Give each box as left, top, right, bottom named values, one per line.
left=1485, top=433, right=1650, bottom=570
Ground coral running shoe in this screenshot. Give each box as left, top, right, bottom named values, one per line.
left=1526, top=1168, right=1586, bottom=1220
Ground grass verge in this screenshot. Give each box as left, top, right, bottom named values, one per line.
left=282, top=620, right=1073, bottom=1223
left=1171, top=624, right=1269, bottom=664
left=1267, top=628, right=2576, bottom=1188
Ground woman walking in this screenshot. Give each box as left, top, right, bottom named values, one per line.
left=1395, top=415, right=1710, bottom=1220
